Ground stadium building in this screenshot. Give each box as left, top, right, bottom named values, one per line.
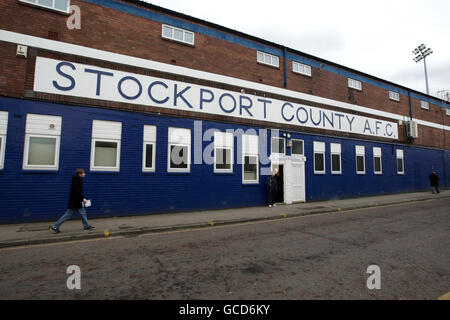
left=0, top=0, right=449, bottom=223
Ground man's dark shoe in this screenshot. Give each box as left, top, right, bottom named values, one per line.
left=50, top=226, right=60, bottom=234
left=84, top=225, right=95, bottom=231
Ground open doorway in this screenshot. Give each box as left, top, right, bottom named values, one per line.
left=272, top=164, right=284, bottom=204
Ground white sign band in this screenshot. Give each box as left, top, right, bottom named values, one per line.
left=33, top=57, right=398, bottom=139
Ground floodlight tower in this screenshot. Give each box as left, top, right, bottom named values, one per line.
left=413, top=44, right=433, bottom=95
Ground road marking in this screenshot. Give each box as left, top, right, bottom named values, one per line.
left=438, top=292, right=450, bottom=300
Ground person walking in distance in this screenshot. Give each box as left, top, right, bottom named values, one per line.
left=429, top=171, right=440, bottom=194
left=50, top=168, right=95, bottom=233
left=266, top=169, right=278, bottom=207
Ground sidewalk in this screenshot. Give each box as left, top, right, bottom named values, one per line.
left=0, top=190, right=449, bottom=249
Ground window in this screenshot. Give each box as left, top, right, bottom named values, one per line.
left=162, top=24, right=195, bottom=45
left=396, top=149, right=404, bottom=175
left=168, top=127, right=191, bottom=172
left=242, top=134, right=259, bottom=183
left=389, top=91, right=400, bottom=102
left=90, top=120, right=122, bottom=172
left=355, top=145, right=365, bottom=174
left=330, top=143, right=341, bottom=174
left=23, top=114, right=61, bottom=170
left=291, top=139, right=304, bottom=155
left=313, top=141, right=325, bottom=174
left=143, top=125, right=156, bottom=172
left=214, top=131, right=233, bottom=173
left=373, top=147, right=382, bottom=175
left=257, top=51, right=279, bottom=68
left=271, top=136, right=285, bottom=155
left=0, top=111, right=8, bottom=170
left=292, top=61, right=312, bottom=77
left=348, top=78, right=362, bottom=91
left=19, top=0, right=70, bottom=13
left=447, top=108, right=450, bottom=116
left=420, top=101, right=429, bottom=110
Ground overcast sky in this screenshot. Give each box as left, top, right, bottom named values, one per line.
left=145, top=0, right=449, bottom=99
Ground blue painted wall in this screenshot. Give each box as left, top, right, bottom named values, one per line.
left=0, top=97, right=448, bottom=224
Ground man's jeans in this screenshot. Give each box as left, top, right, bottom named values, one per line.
left=53, top=208, right=89, bottom=229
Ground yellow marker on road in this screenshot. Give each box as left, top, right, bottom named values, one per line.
left=338, top=208, right=342, bottom=212
left=209, top=222, right=215, bottom=227
left=438, top=292, right=450, bottom=300
left=282, top=214, right=287, bottom=218
left=104, top=230, right=110, bottom=237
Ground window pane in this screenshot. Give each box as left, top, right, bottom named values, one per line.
left=397, top=158, right=403, bottom=173
left=271, top=138, right=284, bottom=154
left=170, top=145, right=188, bottom=169
left=94, top=141, right=117, bottom=167
left=332, top=154, right=341, bottom=172
left=314, top=153, right=324, bottom=172
left=292, top=140, right=304, bottom=155
left=244, top=156, right=257, bottom=180
left=145, top=144, right=154, bottom=169
left=272, top=56, right=279, bottom=67
left=54, top=0, right=69, bottom=11
left=162, top=25, right=172, bottom=38
left=357, top=155, right=365, bottom=172
left=28, top=137, right=56, bottom=166
left=184, top=31, right=194, bottom=44
left=264, top=54, right=271, bottom=65
left=173, top=29, right=183, bottom=41
left=37, top=0, right=53, bottom=7
left=374, top=157, right=381, bottom=172
left=216, top=148, right=231, bottom=170
left=257, top=52, right=264, bottom=63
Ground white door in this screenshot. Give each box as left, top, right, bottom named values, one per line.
left=291, top=161, right=305, bottom=202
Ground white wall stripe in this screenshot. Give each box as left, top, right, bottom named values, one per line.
left=1, top=29, right=449, bottom=132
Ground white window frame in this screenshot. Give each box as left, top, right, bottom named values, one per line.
left=142, top=125, right=156, bottom=172
left=161, top=24, right=195, bottom=46
left=373, top=147, right=382, bottom=175
left=292, top=61, right=312, bottom=77
left=214, top=131, right=233, bottom=173
left=90, top=120, right=122, bottom=172
left=348, top=78, right=362, bottom=91
left=389, top=91, right=400, bottom=102
left=420, top=101, right=429, bottom=110
left=271, top=136, right=286, bottom=155
left=23, top=114, right=61, bottom=171
left=330, top=143, right=342, bottom=175
left=19, top=0, right=71, bottom=14
left=291, top=139, right=304, bottom=156
left=0, top=135, right=5, bottom=170
left=257, top=51, right=279, bottom=68
left=168, top=127, right=191, bottom=173
left=0, top=111, right=7, bottom=170
left=313, top=141, right=326, bottom=174
left=355, top=145, right=366, bottom=175
left=446, top=108, right=450, bottom=116
left=396, top=149, right=405, bottom=175
left=242, top=134, right=259, bottom=183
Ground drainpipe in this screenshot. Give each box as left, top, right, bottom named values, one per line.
left=283, top=47, right=287, bottom=88
left=408, top=90, right=413, bottom=120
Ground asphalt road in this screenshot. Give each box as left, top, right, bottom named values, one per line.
left=0, top=198, right=449, bottom=300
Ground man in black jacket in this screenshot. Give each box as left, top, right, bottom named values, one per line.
left=429, top=171, right=440, bottom=194
left=51, top=168, right=95, bottom=233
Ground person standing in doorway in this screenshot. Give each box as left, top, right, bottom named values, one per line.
left=50, top=168, right=95, bottom=233
left=266, top=169, right=278, bottom=207
left=429, top=171, right=440, bottom=194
